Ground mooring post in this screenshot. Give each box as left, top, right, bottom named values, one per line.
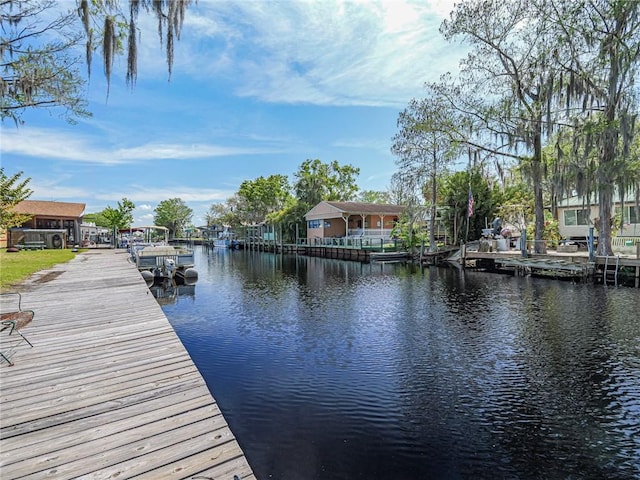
left=588, top=227, right=595, bottom=262
left=461, top=242, right=466, bottom=268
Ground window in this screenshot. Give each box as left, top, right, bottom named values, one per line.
left=308, top=220, right=321, bottom=229
left=324, top=221, right=331, bottom=228
left=36, top=218, right=61, bottom=229
left=564, top=209, right=590, bottom=226
left=615, top=205, right=639, bottom=224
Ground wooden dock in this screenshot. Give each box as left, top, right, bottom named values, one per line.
left=459, top=250, right=593, bottom=279
left=457, top=249, right=640, bottom=287
left=0, top=249, right=256, bottom=480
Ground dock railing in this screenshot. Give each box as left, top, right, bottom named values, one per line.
left=305, top=236, right=401, bottom=252
left=611, top=237, right=640, bottom=257
left=347, top=228, right=394, bottom=237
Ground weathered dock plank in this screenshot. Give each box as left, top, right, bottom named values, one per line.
left=0, top=250, right=255, bottom=480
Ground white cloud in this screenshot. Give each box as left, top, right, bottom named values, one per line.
left=95, top=185, right=234, bottom=204
left=48, top=1, right=464, bottom=107
left=2, top=127, right=285, bottom=165
left=135, top=213, right=155, bottom=223
left=28, top=180, right=91, bottom=201
left=26, top=174, right=233, bottom=206
left=178, top=0, right=465, bottom=107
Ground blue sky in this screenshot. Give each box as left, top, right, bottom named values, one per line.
left=2, top=0, right=466, bottom=226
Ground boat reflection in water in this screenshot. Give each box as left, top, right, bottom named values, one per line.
left=149, top=278, right=196, bottom=306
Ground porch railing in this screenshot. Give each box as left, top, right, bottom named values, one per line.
left=347, top=228, right=394, bottom=238
left=299, top=236, right=402, bottom=252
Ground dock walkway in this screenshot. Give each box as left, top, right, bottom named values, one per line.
left=0, top=249, right=255, bottom=480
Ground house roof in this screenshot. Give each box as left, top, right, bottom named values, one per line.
left=13, top=200, right=86, bottom=218
left=305, top=201, right=404, bottom=220
left=326, top=201, right=405, bottom=214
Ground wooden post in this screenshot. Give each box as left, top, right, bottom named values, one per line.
left=589, top=227, right=596, bottom=262
left=461, top=243, right=466, bottom=268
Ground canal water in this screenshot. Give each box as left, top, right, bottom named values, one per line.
left=159, top=246, right=640, bottom=480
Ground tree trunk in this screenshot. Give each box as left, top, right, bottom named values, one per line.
left=597, top=26, right=620, bottom=257
left=598, top=184, right=614, bottom=256
left=597, top=122, right=617, bottom=256
left=429, top=159, right=437, bottom=252
left=533, top=128, right=546, bottom=254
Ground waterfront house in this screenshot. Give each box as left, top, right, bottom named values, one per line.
left=556, top=191, right=640, bottom=255
left=304, top=201, right=404, bottom=242
left=556, top=192, right=640, bottom=240
left=5, top=200, right=85, bottom=249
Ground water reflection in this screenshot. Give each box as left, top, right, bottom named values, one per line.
left=161, top=247, right=640, bottom=480
left=149, top=281, right=195, bottom=306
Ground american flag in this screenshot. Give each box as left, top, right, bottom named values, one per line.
left=468, top=188, right=474, bottom=218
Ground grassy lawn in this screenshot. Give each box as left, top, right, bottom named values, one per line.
left=0, top=249, right=80, bottom=291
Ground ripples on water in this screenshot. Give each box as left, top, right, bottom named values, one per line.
left=161, top=248, right=640, bottom=480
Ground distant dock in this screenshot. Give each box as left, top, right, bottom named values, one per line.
left=0, top=249, right=256, bottom=479
left=457, top=248, right=640, bottom=287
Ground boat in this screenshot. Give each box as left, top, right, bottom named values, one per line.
left=126, top=226, right=197, bottom=284
left=214, top=226, right=239, bottom=249
left=134, top=244, right=197, bottom=284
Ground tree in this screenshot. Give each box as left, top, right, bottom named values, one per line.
left=82, top=211, right=108, bottom=227
left=1, top=0, right=90, bottom=124
left=237, top=175, right=292, bottom=225
left=442, top=170, right=496, bottom=243
left=441, top=0, right=561, bottom=253
left=204, top=203, right=233, bottom=229
left=541, top=0, right=640, bottom=255
left=387, top=171, right=425, bottom=251
left=154, top=198, right=192, bottom=239
left=289, top=159, right=360, bottom=242
left=265, top=195, right=306, bottom=243
left=294, top=159, right=360, bottom=208
left=1, top=0, right=193, bottom=124
left=357, top=190, right=391, bottom=204
left=495, top=181, right=535, bottom=236
left=100, top=197, right=135, bottom=245
left=392, top=91, right=459, bottom=252
left=77, top=0, right=192, bottom=92
left=0, top=168, right=33, bottom=229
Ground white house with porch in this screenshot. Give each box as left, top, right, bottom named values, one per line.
left=304, top=201, right=404, bottom=242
